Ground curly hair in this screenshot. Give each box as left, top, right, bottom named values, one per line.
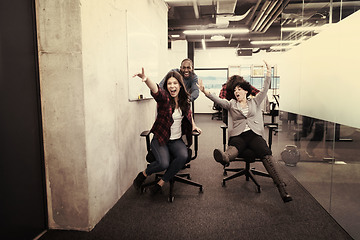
left=226, top=75, right=253, bottom=99
left=162, top=71, right=190, bottom=115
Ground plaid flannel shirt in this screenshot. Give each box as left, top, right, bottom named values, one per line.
left=150, top=86, right=193, bottom=146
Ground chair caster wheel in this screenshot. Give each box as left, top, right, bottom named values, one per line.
left=187, top=176, right=191, bottom=180
left=168, top=196, right=174, bottom=202
left=140, top=187, right=146, bottom=194
left=199, top=187, right=203, bottom=193
left=222, top=181, right=226, bottom=187
left=256, top=186, right=261, bottom=193
left=223, top=171, right=227, bottom=176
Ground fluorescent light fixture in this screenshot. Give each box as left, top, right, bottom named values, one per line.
left=211, top=35, right=225, bottom=41
left=201, top=39, right=206, bottom=50
left=251, top=40, right=300, bottom=45
left=281, top=25, right=328, bottom=32
left=270, top=45, right=295, bottom=50
left=171, top=34, right=180, bottom=38
left=184, top=28, right=249, bottom=35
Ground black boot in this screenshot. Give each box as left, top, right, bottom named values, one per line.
left=149, top=184, right=162, bottom=195
left=133, top=172, right=146, bottom=190
left=213, top=146, right=238, bottom=166
left=262, top=155, right=293, bottom=203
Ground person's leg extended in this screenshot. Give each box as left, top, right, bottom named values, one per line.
left=145, top=137, right=171, bottom=176
left=161, top=139, right=188, bottom=183
left=248, top=132, right=292, bottom=203
left=213, top=134, right=247, bottom=166
left=133, top=137, right=170, bottom=191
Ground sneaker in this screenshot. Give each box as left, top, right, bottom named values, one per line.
left=149, top=184, right=162, bottom=195
left=133, top=172, right=146, bottom=190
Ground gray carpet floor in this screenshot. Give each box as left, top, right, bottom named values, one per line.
left=40, top=114, right=353, bottom=240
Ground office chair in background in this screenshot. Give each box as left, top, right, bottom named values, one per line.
left=211, top=103, right=222, bottom=120
left=139, top=130, right=203, bottom=202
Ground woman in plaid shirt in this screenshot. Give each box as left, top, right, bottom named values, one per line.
left=132, top=68, right=201, bottom=195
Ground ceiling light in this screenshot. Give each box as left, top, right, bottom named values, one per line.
left=211, top=35, right=225, bottom=41
left=183, top=28, right=249, bottom=35
left=201, top=39, right=206, bottom=50
left=270, top=45, right=295, bottom=50
left=171, top=34, right=180, bottom=38
left=251, top=40, right=301, bottom=45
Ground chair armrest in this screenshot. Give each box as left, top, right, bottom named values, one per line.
left=264, top=124, right=278, bottom=150
left=264, top=123, right=278, bottom=129
left=220, top=124, right=228, bottom=152
left=191, top=130, right=200, bottom=160
left=192, top=130, right=200, bottom=137
left=140, top=130, right=151, bottom=152
left=140, top=130, right=151, bottom=137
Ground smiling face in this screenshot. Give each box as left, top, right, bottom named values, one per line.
left=180, top=60, right=193, bottom=79
left=167, top=77, right=181, bottom=98
left=234, top=85, right=248, bottom=102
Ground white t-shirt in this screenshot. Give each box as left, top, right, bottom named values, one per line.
left=170, top=108, right=183, bottom=140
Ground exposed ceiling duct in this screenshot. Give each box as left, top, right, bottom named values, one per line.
left=165, top=0, right=360, bottom=50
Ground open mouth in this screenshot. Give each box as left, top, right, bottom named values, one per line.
left=170, top=89, right=177, bottom=95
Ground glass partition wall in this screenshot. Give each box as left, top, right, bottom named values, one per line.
left=275, top=1, right=360, bottom=239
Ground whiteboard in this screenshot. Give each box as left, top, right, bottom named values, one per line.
left=126, top=11, right=159, bottom=101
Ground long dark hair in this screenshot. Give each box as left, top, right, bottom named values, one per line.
left=163, top=71, right=190, bottom=115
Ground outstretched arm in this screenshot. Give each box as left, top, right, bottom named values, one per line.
left=264, top=60, right=271, bottom=77
left=133, top=67, right=158, bottom=94
left=197, top=79, right=230, bottom=110
left=254, top=60, right=272, bottom=105
left=197, top=79, right=210, bottom=97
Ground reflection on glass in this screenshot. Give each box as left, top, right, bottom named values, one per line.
left=274, top=111, right=360, bottom=239
left=277, top=1, right=360, bottom=238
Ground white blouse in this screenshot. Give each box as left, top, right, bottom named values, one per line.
left=170, top=108, right=183, bottom=140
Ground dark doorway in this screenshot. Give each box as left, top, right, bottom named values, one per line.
left=0, top=0, right=47, bottom=239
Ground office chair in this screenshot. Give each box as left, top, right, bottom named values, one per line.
left=139, top=130, right=203, bottom=202
left=211, top=103, right=222, bottom=120
left=220, top=112, right=278, bottom=193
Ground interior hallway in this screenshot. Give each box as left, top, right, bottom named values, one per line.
left=39, top=114, right=354, bottom=240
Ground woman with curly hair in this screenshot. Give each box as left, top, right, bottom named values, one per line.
left=198, top=61, right=292, bottom=203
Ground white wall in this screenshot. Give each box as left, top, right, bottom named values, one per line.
left=278, top=10, right=360, bottom=129
left=36, top=0, right=167, bottom=231
left=167, top=40, right=188, bottom=71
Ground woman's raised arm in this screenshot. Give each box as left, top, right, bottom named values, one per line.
left=133, top=67, right=158, bottom=94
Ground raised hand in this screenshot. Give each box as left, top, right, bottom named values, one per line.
left=263, top=60, right=270, bottom=71
left=133, top=67, right=147, bottom=82
left=197, top=79, right=205, bottom=93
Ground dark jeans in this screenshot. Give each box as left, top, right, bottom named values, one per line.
left=145, top=137, right=188, bottom=182
left=228, top=130, right=272, bottom=158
